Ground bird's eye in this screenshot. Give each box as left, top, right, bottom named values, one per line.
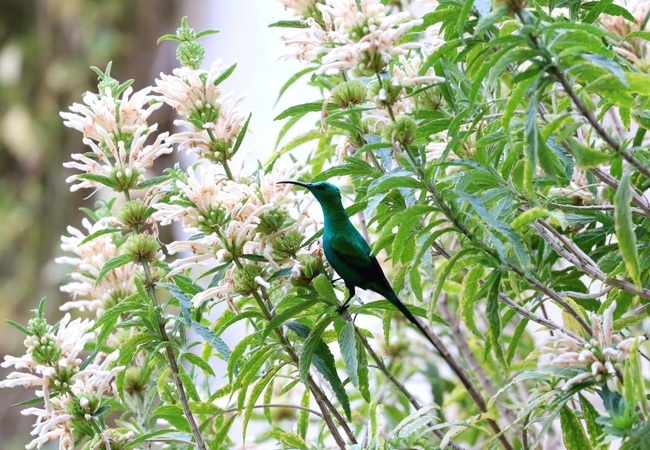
left=314, top=184, right=326, bottom=190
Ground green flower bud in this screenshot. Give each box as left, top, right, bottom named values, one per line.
left=331, top=80, right=367, bottom=109
left=123, top=234, right=159, bottom=263
left=51, top=364, right=78, bottom=395
left=118, top=200, right=151, bottom=228
left=110, top=164, right=141, bottom=192
left=197, top=205, right=228, bottom=234
left=67, top=394, right=101, bottom=419
left=291, top=254, right=325, bottom=286
left=271, top=230, right=305, bottom=259
left=176, top=18, right=198, bottom=41
left=382, top=115, right=417, bottom=146
left=368, top=79, right=402, bottom=108
left=25, top=331, right=60, bottom=365
left=123, top=367, right=148, bottom=396
left=210, top=138, right=235, bottom=161
left=81, top=430, right=132, bottom=450
left=177, top=41, right=205, bottom=70
left=27, top=317, right=49, bottom=336
left=257, top=208, right=291, bottom=235
left=232, top=263, right=263, bottom=296
left=188, top=101, right=220, bottom=128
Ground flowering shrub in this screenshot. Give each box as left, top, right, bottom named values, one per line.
left=3, top=2, right=650, bottom=449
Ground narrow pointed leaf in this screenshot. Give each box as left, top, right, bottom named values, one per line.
left=614, top=171, right=641, bottom=287
left=338, top=321, right=358, bottom=387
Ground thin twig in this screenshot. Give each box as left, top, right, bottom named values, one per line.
left=430, top=242, right=586, bottom=342
left=535, top=220, right=650, bottom=301
left=251, top=286, right=357, bottom=449
left=549, top=203, right=647, bottom=216
left=438, top=294, right=519, bottom=426
left=557, top=286, right=613, bottom=300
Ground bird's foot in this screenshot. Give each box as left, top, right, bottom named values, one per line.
left=336, top=303, right=351, bottom=315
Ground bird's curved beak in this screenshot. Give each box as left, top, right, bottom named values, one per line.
left=278, top=180, right=313, bottom=189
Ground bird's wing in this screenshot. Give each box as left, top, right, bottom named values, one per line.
left=328, top=232, right=372, bottom=268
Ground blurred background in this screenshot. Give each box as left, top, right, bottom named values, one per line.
left=0, top=1, right=314, bottom=447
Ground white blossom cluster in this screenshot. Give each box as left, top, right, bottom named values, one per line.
left=0, top=314, right=124, bottom=449
left=540, top=301, right=646, bottom=391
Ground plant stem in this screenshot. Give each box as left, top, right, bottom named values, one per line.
left=141, top=260, right=207, bottom=450
left=438, top=294, right=519, bottom=425
left=349, top=320, right=466, bottom=450
left=249, top=286, right=357, bottom=448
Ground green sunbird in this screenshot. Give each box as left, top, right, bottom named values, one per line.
left=279, top=180, right=442, bottom=351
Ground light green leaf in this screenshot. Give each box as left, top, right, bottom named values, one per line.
left=93, top=254, right=134, bottom=291
left=460, top=265, right=484, bottom=338
left=338, top=321, right=358, bottom=387
left=559, top=405, right=591, bottom=450
left=356, top=337, right=371, bottom=403
left=274, top=101, right=337, bottom=121
left=566, top=138, right=615, bottom=168
left=614, top=171, right=641, bottom=287
left=298, top=388, right=310, bottom=438
left=487, top=271, right=508, bottom=373
left=242, top=364, right=285, bottom=442
left=578, top=394, right=604, bottom=446
left=312, top=273, right=338, bottom=305
left=182, top=352, right=215, bottom=377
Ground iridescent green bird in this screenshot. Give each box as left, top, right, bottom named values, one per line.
left=279, top=180, right=440, bottom=349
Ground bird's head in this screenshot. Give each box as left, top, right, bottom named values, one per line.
left=278, top=180, right=342, bottom=205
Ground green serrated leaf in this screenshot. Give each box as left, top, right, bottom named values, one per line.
left=190, top=320, right=231, bottom=361
left=298, top=388, right=310, bottom=438
left=213, top=62, right=237, bottom=86
left=182, top=352, right=215, bottom=377
left=566, top=138, right=615, bottom=168
left=78, top=227, right=124, bottom=246
left=578, top=394, right=604, bottom=446
left=274, top=101, right=337, bottom=121
left=356, top=335, right=371, bottom=403
left=76, top=173, right=119, bottom=190
left=242, top=364, right=285, bottom=442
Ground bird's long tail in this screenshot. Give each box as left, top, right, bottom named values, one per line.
left=385, top=290, right=489, bottom=411
left=385, top=290, right=444, bottom=354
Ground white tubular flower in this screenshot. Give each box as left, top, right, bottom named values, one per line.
left=153, top=164, right=231, bottom=233
left=1, top=311, right=124, bottom=450
left=154, top=59, right=228, bottom=117
left=539, top=301, right=646, bottom=391
left=166, top=93, right=247, bottom=162
left=22, top=398, right=74, bottom=450
left=279, top=0, right=324, bottom=18
left=60, top=86, right=162, bottom=143
left=56, top=218, right=141, bottom=314
left=281, top=0, right=423, bottom=76
left=155, top=60, right=248, bottom=162
left=63, top=124, right=172, bottom=192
